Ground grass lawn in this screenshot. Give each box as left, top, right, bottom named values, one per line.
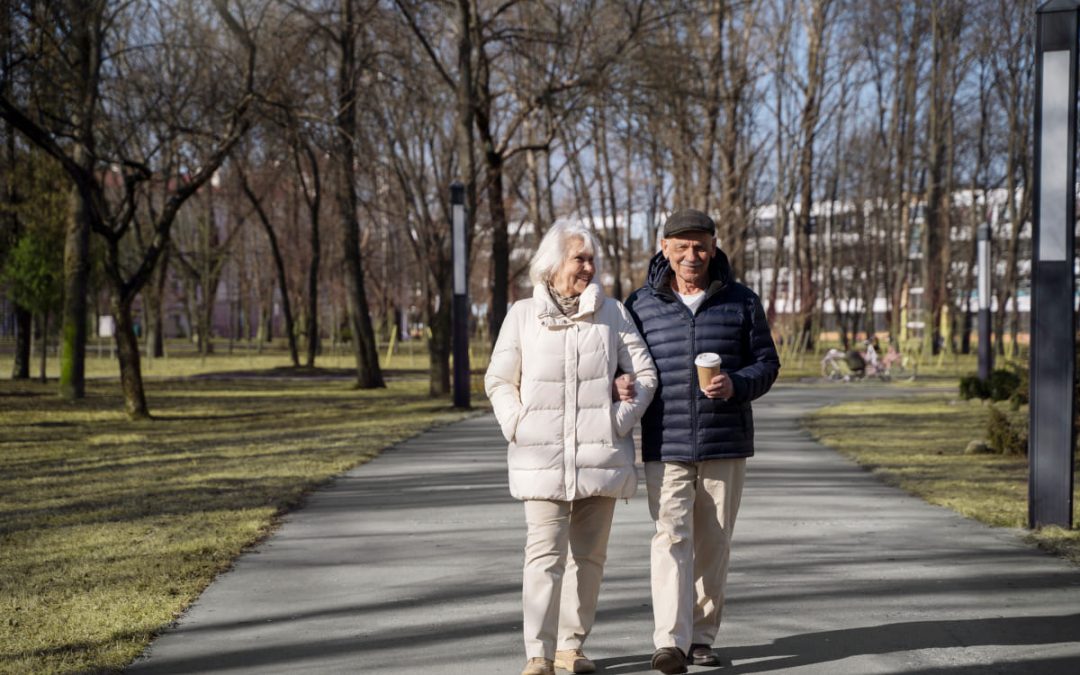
left=0, top=359, right=483, bottom=674
left=803, top=393, right=1080, bottom=565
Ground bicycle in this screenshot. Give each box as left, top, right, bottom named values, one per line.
left=821, top=342, right=911, bottom=382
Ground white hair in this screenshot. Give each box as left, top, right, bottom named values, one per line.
left=528, top=221, right=604, bottom=286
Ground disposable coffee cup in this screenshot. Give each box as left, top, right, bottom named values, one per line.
left=695, top=352, right=722, bottom=393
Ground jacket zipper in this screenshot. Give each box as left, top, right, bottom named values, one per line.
left=662, top=280, right=716, bottom=463
left=686, top=305, right=698, bottom=462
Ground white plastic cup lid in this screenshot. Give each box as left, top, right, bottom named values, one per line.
left=695, top=352, right=722, bottom=368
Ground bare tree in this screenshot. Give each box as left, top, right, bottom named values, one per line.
left=989, top=0, right=1033, bottom=357
left=335, top=0, right=384, bottom=387
left=854, top=1, right=927, bottom=342
left=918, top=0, right=968, bottom=355
left=396, top=0, right=648, bottom=344
left=790, top=0, right=838, bottom=350
left=238, top=155, right=302, bottom=367
left=0, top=0, right=260, bottom=417
left=172, top=181, right=247, bottom=357
left=0, top=1, right=103, bottom=398
left=0, top=0, right=32, bottom=379
left=372, top=30, right=459, bottom=395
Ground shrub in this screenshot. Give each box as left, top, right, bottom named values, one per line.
left=959, top=374, right=989, bottom=400
left=988, top=369, right=1022, bottom=402
left=960, top=369, right=1024, bottom=402
left=1009, top=363, right=1029, bottom=409
left=986, top=406, right=1028, bottom=456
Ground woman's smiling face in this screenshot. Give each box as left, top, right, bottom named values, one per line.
left=553, top=236, right=594, bottom=296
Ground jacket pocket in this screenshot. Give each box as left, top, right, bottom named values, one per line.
left=499, top=409, right=521, bottom=443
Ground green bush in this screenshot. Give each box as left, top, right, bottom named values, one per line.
left=959, top=374, right=989, bottom=400
left=986, top=406, right=1028, bottom=456
left=1008, top=365, right=1029, bottom=409
left=988, top=369, right=1021, bottom=402
left=960, top=368, right=1024, bottom=403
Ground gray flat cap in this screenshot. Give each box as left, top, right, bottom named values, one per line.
left=663, top=209, right=716, bottom=237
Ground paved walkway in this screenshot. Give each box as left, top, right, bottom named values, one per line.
left=128, top=384, right=1080, bottom=674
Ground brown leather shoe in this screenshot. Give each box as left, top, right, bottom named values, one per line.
left=555, top=648, right=596, bottom=673
left=650, top=647, right=687, bottom=674
left=522, top=657, right=555, bottom=675
left=689, top=643, right=720, bottom=666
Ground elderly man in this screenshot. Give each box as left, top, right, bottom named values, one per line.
left=625, top=209, right=780, bottom=674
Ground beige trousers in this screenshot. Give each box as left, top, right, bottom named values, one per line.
left=645, top=459, right=746, bottom=652
left=522, top=496, right=616, bottom=660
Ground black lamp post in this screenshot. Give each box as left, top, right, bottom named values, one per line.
left=1030, top=1, right=1077, bottom=529
left=451, top=182, right=471, bottom=409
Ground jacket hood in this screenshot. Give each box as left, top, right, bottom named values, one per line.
left=645, top=248, right=733, bottom=295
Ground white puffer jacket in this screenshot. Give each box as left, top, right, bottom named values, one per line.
left=485, top=282, right=657, bottom=501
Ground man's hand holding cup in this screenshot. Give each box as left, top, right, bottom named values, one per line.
left=696, top=352, right=732, bottom=400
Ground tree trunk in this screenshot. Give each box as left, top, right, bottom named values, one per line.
left=56, top=4, right=101, bottom=402
left=11, top=304, right=31, bottom=379
left=59, top=175, right=90, bottom=399
left=305, top=235, right=320, bottom=367
left=767, top=34, right=788, bottom=325
left=793, top=0, right=831, bottom=351
left=147, top=246, right=169, bottom=359
left=427, top=281, right=452, bottom=397
left=485, top=148, right=509, bottom=343
left=199, top=282, right=215, bottom=356
left=299, top=143, right=322, bottom=368
left=113, top=293, right=149, bottom=419
left=525, top=118, right=543, bottom=240
left=306, top=260, right=317, bottom=365
left=597, top=107, right=624, bottom=300
left=473, top=27, right=509, bottom=343
left=337, top=0, right=384, bottom=388
left=240, top=172, right=300, bottom=367
left=922, top=63, right=944, bottom=356
left=38, top=311, right=47, bottom=383
left=270, top=246, right=297, bottom=365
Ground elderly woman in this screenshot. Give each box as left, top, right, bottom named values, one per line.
left=486, top=223, right=657, bottom=675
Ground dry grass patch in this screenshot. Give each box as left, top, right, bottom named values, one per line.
left=803, top=394, right=1080, bottom=565
left=0, top=374, right=480, bottom=674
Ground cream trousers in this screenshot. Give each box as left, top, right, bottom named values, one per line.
left=522, top=496, right=616, bottom=659
left=645, top=459, right=746, bottom=652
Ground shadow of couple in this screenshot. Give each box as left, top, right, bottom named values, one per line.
left=591, top=612, right=1080, bottom=673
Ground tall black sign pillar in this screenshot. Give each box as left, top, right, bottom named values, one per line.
left=1031, top=1, right=1077, bottom=529
left=451, top=182, right=471, bottom=409
left=977, top=221, right=993, bottom=382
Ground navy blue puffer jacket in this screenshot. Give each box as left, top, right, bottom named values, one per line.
left=625, top=249, right=780, bottom=462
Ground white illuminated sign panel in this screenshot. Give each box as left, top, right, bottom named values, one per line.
left=453, top=204, right=466, bottom=294
left=1039, top=50, right=1071, bottom=262
left=978, top=237, right=990, bottom=311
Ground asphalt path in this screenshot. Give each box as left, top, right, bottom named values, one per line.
left=128, top=383, right=1080, bottom=674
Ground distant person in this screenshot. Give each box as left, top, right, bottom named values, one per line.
left=845, top=348, right=867, bottom=377
left=485, top=222, right=657, bottom=675
left=864, top=337, right=879, bottom=367
left=882, top=335, right=902, bottom=370
left=625, top=209, right=780, bottom=674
